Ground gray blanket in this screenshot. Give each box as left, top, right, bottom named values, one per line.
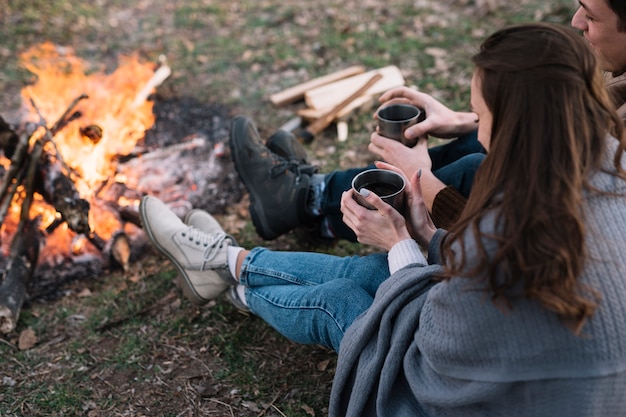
left=329, top=263, right=439, bottom=417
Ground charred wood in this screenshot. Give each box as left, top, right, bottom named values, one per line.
left=36, top=144, right=90, bottom=234
left=28, top=97, right=91, bottom=235
left=49, top=94, right=87, bottom=136
left=0, top=116, right=20, bottom=160
left=87, top=230, right=131, bottom=272
left=0, top=216, right=42, bottom=334
left=0, top=128, right=31, bottom=225
left=106, top=231, right=131, bottom=272
left=118, top=206, right=142, bottom=228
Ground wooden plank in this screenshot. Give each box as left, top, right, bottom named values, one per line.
left=294, top=73, right=383, bottom=143
left=304, top=65, right=405, bottom=110
left=268, top=65, right=366, bottom=107
left=297, top=94, right=376, bottom=121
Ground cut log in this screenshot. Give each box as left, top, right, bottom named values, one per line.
left=268, top=65, right=366, bottom=107
left=0, top=116, right=20, bottom=159
left=131, top=60, right=172, bottom=108
left=304, top=65, right=405, bottom=110
left=26, top=96, right=91, bottom=235
left=297, top=94, right=377, bottom=121
left=88, top=230, right=131, bottom=271
left=36, top=141, right=90, bottom=235
left=0, top=218, right=41, bottom=334
left=118, top=205, right=142, bottom=228
left=0, top=130, right=31, bottom=225
left=294, top=73, right=383, bottom=143
left=0, top=127, right=45, bottom=334
left=107, top=231, right=131, bottom=272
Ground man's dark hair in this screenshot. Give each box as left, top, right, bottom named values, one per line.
left=608, top=0, right=626, bottom=31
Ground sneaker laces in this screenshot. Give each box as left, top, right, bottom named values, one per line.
left=181, top=226, right=231, bottom=270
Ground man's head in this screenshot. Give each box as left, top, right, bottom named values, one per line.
left=571, top=0, right=626, bottom=74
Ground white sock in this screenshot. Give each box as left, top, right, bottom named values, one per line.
left=227, top=246, right=244, bottom=281
left=236, top=284, right=248, bottom=306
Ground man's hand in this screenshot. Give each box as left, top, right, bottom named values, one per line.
left=369, top=138, right=446, bottom=211
left=368, top=133, right=431, bottom=179
left=376, top=87, right=479, bottom=140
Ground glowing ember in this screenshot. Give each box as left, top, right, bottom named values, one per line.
left=2, top=42, right=160, bottom=262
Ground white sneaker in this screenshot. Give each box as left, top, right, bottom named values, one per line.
left=140, top=196, right=238, bottom=305
left=184, top=209, right=250, bottom=313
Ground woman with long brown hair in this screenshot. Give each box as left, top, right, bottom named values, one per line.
left=439, top=21, right=626, bottom=334
left=140, top=23, right=626, bottom=415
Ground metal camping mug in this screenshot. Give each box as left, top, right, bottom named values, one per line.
left=377, top=104, right=425, bottom=147
left=351, top=169, right=406, bottom=212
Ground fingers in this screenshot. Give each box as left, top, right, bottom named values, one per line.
left=373, top=161, right=408, bottom=182
left=369, top=131, right=407, bottom=155
left=414, top=136, right=429, bottom=155
left=404, top=119, right=434, bottom=139
left=378, top=86, right=419, bottom=104
left=374, top=97, right=412, bottom=119
left=343, top=187, right=387, bottom=212
left=411, top=169, right=424, bottom=203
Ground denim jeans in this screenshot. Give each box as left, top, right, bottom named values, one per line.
left=239, top=247, right=391, bottom=352
left=322, top=131, right=485, bottom=241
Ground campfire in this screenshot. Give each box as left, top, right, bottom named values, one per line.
left=0, top=42, right=241, bottom=333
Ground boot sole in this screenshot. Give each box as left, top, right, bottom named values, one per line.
left=139, top=197, right=208, bottom=305
left=229, top=117, right=280, bottom=240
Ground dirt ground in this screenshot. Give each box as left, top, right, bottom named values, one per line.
left=0, top=0, right=576, bottom=416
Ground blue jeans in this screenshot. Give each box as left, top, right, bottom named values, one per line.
left=322, top=131, right=485, bottom=241
left=239, top=247, right=391, bottom=352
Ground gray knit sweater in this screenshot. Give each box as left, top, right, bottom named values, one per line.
left=330, top=136, right=626, bottom=417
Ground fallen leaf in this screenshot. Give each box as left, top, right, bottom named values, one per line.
left=241, top=400, right=260, bottom=412
left=302, top=404, right=315, bottom=416
left=317, top=359, right=331, bottom=371
left=18, top=327, right=37, bottom=350
left=77, top=288, right=92, bottom=297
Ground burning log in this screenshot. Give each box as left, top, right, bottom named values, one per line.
left=0, top=98, right=91, bottom=236
left=36, top=141, right=90, bottom=235
left=0, top=218, right=41, bottom=333
left=0, top=116, right=22, bottom=160
left=131, top=58, right=171, bottom=108
left=87, top=230, right=131, bottom=272
left=0, top=96, right=92, bottom=333
left=49, top=94, right=87, bottom=136
left=31, top=97, right=91, bottom=235
left=0, top=130, right=30, bottom=225
left=106, top=231, right=131, bottom=272
left=0, top=137, right=44, bottom=333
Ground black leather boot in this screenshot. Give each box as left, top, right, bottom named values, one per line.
left=229, top=116, right=318, bottom=240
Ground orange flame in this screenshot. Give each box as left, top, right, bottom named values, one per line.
left=4, top=42, right=159, bottom=261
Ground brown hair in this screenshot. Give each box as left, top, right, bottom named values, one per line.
left=607, top=0, right=626, bottom=31
left=440, top=23, right=626, bottom=333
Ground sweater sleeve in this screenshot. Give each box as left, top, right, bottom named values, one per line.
left=388, top=239, right=427, bottom=274
left=431, top=185, right=467, bottom=229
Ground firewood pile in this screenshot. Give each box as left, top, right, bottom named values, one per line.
left=0, top=96, right=97, bottom=333
left=268, top=65, right=406, bottom=142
